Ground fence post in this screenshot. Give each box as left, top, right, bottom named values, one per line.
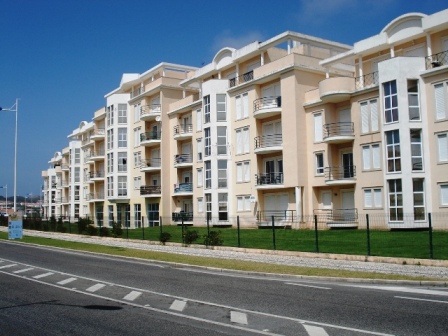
left=271, top=216, right=276, bottom=250
left=237, top=216, right=241, bottom=248
left=207, top=215, right=210, bottom=236
left=314, top=215, right=319, bottom=253
left=182, top=218, right=185, bottom=244
left=429, top=213, right=433, bottom=259
left=159, top=216, right=163, bottom=240
left=126, top=223, right=129, bottom=239
left=68, top=220, right=71, bottom=234
left=142, top=216, right=145, bottom=240
left=366, top=214, right=371, bottom=256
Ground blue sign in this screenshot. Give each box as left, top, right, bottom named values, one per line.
left=8, top=220, right=23, bottom=239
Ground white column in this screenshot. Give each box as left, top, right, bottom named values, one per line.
left=426, top=33, right=432, bottom=58
left=295, top=186, right=302, bottom=225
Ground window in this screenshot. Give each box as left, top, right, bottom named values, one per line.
left=364, top=188, right=382, bottom=208
left=107, top=153, right=113, bottom=173
left=410, top=129, right=423, bottom=171
left=388, top=179, right=403, bottom=221
left=434, top=82, right=447, bottom=120
left=196, top=108, right=202, bottom=131
left=441, top=184, right=448, bottom=206
left=118, top=128, right=127, bottom=148
left=360, top=99, right=379, bottom=133
left=108, top=205, right=114, bottom=226
left=118, top=152, right=127, bottom=172
left=205, top=161, right=211, bottom=189
left=362, top=143, right=381, bottom=170
left=314, top=112, right=323, bottom=142
left=74, top=148, right=81, bottom=164
left=204, top=128, right=211, bottom=157
left=437, top=133, right=448, bottom=162
left=107, top=129, right=114, bottom=150
left=107, top=177, right=113, bottom=197
left=197, top=138, right=203, bottom=161
left=107, top=105, right=114, bottom=126
left=385, top=130, right=401, bottom=172
left=218, top=193, right=228, bottom=221
left=217, top=126, right=227, bottom=155
left=235, top=93, right=248, bottom=120
left=237, top=195, right=251, bottom=211
left=205, top=193, right=212, bottom=220
left=74, top=185, right=80, bottom=201
left=134, top=204, right=141, bottom=228
left=134, top=176, right=141, bottom=190
left=315, top=152, right=324, bottom=175
left=384, top=80, right=398, bottom=123
left=236, top=161, right=250, bottom=182
left=408, top=80, right=420, bottom=121
left=217, top=94, right=226, bottom=121
left=218, top=160, right=227, bottom=188
left=204, top=95, right=210, bottom=123
left=133, top=152, right=141, bottom=168
left=197, top=197, right=204, bottom=213
left=74, top=167, right=80, bottom=183
left=134, top=104, right=140, bottom=123
left=197, top=168, right=203, bottom=187
left=134, top=127, right=141, bottom=147
left=118, top=176, right=127, bottom=196
left=236, top=127, right=249, bottom=154
left=118, top=104, right=127, bottom=124
left=413, top=178, right=425, bottom=220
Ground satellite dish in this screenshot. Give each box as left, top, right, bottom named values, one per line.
left=155, top=116, right=161, bottom=122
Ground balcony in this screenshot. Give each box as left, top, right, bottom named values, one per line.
left=254, top=134, right=283, bottom=154
left=82, top=138, right=93, bottom=148
left=90, top=150, right=105, bottom=161
left=425, top=50, right=448, bottom=70
left=86, top=192, right=104, bottom=201
left=229, top=70, right=254, bottom=88
left=140, top=104, right=161, bottom=121
left=174, top=182, right=193, bottom=194
left=88, top=171, right=104, bottom=181
left=140, top=185, right=161, bottom=197
left=324, top=166, right=356, bottom=185
left=90, top=128, right=105, bottom=141
left=323, top=122, right=354, bottom=143
left=61, top=164, right=70, bottom=171
left=173, top=124, right=193, bottom=140
left=253, top=96, right=282, bottom=119
left=256, top=210, right=296, bottom=227
left=140, top=158, right=161, bottom=172
left=319, top=77, right=354, bottom=103
left=140, top=131, right=162, bottom=147
left=172, top=212, right=193, bottom=223
left=355, top=71, right=379, bottom=91
left=314, top=208, right=358, bottom=228
left=255, top=173, right=283, bottom=188
left=174, top=154, right=193, bottom=167
left=61, top=180, right=69, bottom=187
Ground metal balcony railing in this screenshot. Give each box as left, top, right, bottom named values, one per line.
left=172, top=212, right=193, bottom=222
left=355, top=71, right=379, bottom=90
left=253, top=96, right=282, bottom=112
left=131, top=87, right=143, bottom=98
left=174, top=153, right=192, bottom=165
left=90, top=150, right=105, bottom=158
left=425, top=50, right=448, bottom=69
left=140, top=104, right=161, bottom=116
left=85, top=193, right=104, bottom=201
left=256, top=210, right=296, bottom=222
left=140, top=131, right=162, bottom=142
left=229, top=70, right=254, bottom=88
left=323, top=122, right=354, bottom=138
left=255, top=173, right=283, bottom=186
left=254, top=134, right=283, bottom=150
left=324, top=166, right=356, bottom=180
left=87, top=171, right=104, bottom=179
left=173, top=124, right=193, bottom=136
left=174, top=183, right=193, bottom=193
left=92, top=128, right=105, bottom=137
left=140, top=158, right=161, bottom=168
left=313, top=208, right=358, bottom=222
left=140, top=185, right=161, bottom=195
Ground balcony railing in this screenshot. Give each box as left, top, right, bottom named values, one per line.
left=253, top=96, right=282, bottom=112
left=174, top=182, right=193, bottom=193
left=254, top=134, right=283, bottom=150
left=87, top=171, right=104, bottom=179
left=324, top=166, right=356, bottom=180
left=140, top=158, right=161, bottom=168
left=323, top=122, right=354, bottom=138
left=140, top=185, right=161, bottom=195
left=86, top=192, right=104, bottom=201
left=313, top=208, right=358, bottom=222
left=91, top=128, right=105, bottom=138
left=229, top=70, right=254, bottom=88
left=257, top=210, right=296, bottom=222
left=255, top=173, right=283, bottom=186
left=140, top=131, right=162, bottom=142
left=90, top=150, right=105, bottom=158
left=425, top=50, right=448, bottom=69
left=355, top=71, right=379, bottom=90
left=174, top=153, right=192, bottom=165
left=172, top=212, right=193, bottom=222
left=173, top=124, right=193, bottom=136
left=131, top=87, right=143, bottom=98
left=141, top=104, right=161, bottom=116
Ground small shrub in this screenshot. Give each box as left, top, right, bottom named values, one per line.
left=203, top=231, right=223, bottom=247
left=183, top=230, right=199, bottom=245
left=56, top=218, right=66, bottom=233
left=111, top=222, right=123, bottom=238
left=77, top=217, right=92, bottom=234
left=159, top=232, right=171, bottom=245
left=50, top=216, right=57, bottom=231
left=100, top=226, right=110, bottom=237
left=85, top=225, right=98, bottom=236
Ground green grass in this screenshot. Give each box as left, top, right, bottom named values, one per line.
left=0, top=231, right=445, bottom=282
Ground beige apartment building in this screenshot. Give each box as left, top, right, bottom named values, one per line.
left=42, top=8, right=448, bottom=229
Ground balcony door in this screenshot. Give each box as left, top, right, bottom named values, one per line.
left=262, top=121, right=282, bottom=147
left=264, top=193, right=289, bottom=221
left=342, top=152, right=354, bottom=178
left=261, top=83, right=281, bottom=108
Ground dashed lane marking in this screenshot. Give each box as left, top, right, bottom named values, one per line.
left=86, top=283, right=106, bottom=292
left=285, top=282, right=331, bottom=290
left=13, top=267, right=34, bottom=274
left=395, top=296, right=448, bottom=304
left=169, top=299, right=187, bottom=312
left=33, top=272, right=54, bottom=279
left=231, top=311, right=248, bottom=325
left=303, top=324, right=330, bottom=336
left=123, top=290, right=142, bottom=301
left=0, top=264, right=17, bottom=269
left=57, top=277, right=77, bottom=285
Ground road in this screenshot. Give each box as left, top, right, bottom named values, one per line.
left=1, top=240, right=447, bottom=335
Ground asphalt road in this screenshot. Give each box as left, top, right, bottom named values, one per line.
left=1, top=240, right=448, bottom=335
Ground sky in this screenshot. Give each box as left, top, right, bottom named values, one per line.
left=0, top=0, right=447, bottom=198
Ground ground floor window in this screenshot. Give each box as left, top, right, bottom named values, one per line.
left=147, top=203, right=159, bottom=227
left=134, top=204, right=142, bottom=228
left=388, top=179, right=403, bottom=221
left=95, top=205, right=104, bottom=226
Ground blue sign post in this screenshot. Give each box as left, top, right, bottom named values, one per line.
left=8, top=213, right=23, bottom=239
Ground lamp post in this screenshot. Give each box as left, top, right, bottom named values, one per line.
left=0, top=99, right=18, bottom=212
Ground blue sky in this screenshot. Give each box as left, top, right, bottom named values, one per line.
left=0, top=0, right=447, bottom=197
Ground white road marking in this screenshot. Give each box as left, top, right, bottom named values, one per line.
left=169, top=299, right=187, bottom=312
left=57, top=277, right=77, bottom=285
left=349, top=285, right=448, bottom=297
left=123, top=290, right=142, bottom=301
left=86, top=283, right=106, bottom=292
left=13, top=267, right=34, bottom=274
left=231, top=311, right=248, bottom=325
left=303, top=324, right=329, bottom=336
left=395, top=296, right=448, bottom=304
left=286, top=282, right=331, bottom=290
left=33, top=272, right=54, bottom=279
left=0, top=264, right=17, bottom=269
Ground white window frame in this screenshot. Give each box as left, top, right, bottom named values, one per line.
left=118, top=128, right=127, bottom=148
left=315, top=152, right=324, bottom=175
left=118, top=104, right=127, bottom=124
left=235, top=92, right=248, bottom=120
left=410, top=129, right=423, bottom=171
left=217, top=126, right=227, bottom=155
left=134, top=127, right=141, bottom=147
left=385, top=130, right=401, bottom=173
left=440, top=184, right=448, bottom=206
left=413, top=178, right=425, bottom=220
left=388, top=179, right=403, bottom=221
left=204, top=95, right=210, bottom=123
left=134, top=176, right=141, bottom=190
left=205, top=161, right=211, bottom=189
left=196, top=108, right=202, bottom=131
left=313, top=112, right=323, bottom=142
left=197, top=168, right=203, bottom=188
left=216, top=94, right=227, bottom=121
left=236, top=127, right=249, bottom=155
left=434, top=82, right=447, bottom=121
left=384, top=80, right=399, bottom=123
left=217, top=160, right=227, bottom=188
left=197, top=197, right=204, bottom=213
left=408, top=79, right=420, bottom=121
left=437, top=132, right=448, bottom=163
left=362, top=143, right=381, bottom=171
left=236, top=161, right=250, bottom=183
left=363, top=188, right=382, bottom=208
left=360, top=98, right=379, bottom=134
left=204, top=128, right=211, bottom=157
left=118, top=176, right=127, bottom=197
left=237, top=195, right=251, bottom=212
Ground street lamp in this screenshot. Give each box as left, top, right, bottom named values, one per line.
left=0, top=99, right=18, bottom=212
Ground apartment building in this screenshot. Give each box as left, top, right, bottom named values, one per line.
left=42, top=8, right=448, bottom=229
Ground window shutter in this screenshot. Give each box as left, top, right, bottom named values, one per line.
left=236, top=96, right=241, bottom=120
left=374, top=189, right=382, bottom=207
left=242, top=93, right=249, bottom=118
left=441, top=185, right=448, bottom=205
left=438, top=134, right=448, bottom=162
left=236, top=163, right=242, bottom=182
left=372, top=144, right=381, bottom=169
left=237, top=197, right=243, bottom=211
left=243, top=128, right=250, bottom=153
left=370, top=100, right=379, bottom=132
left=362, top=146, right=371, bottom=170
left=236, top=130, right=242, bottom=154
left=361, top=102, right=369, bottom=133
left=364, top=189, right=372, bottom=207
left=314, top=113, right=323, bottom=142
left=244, top=162, right=250, bottom=181
left=435, top=84, right=446, bottom=120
